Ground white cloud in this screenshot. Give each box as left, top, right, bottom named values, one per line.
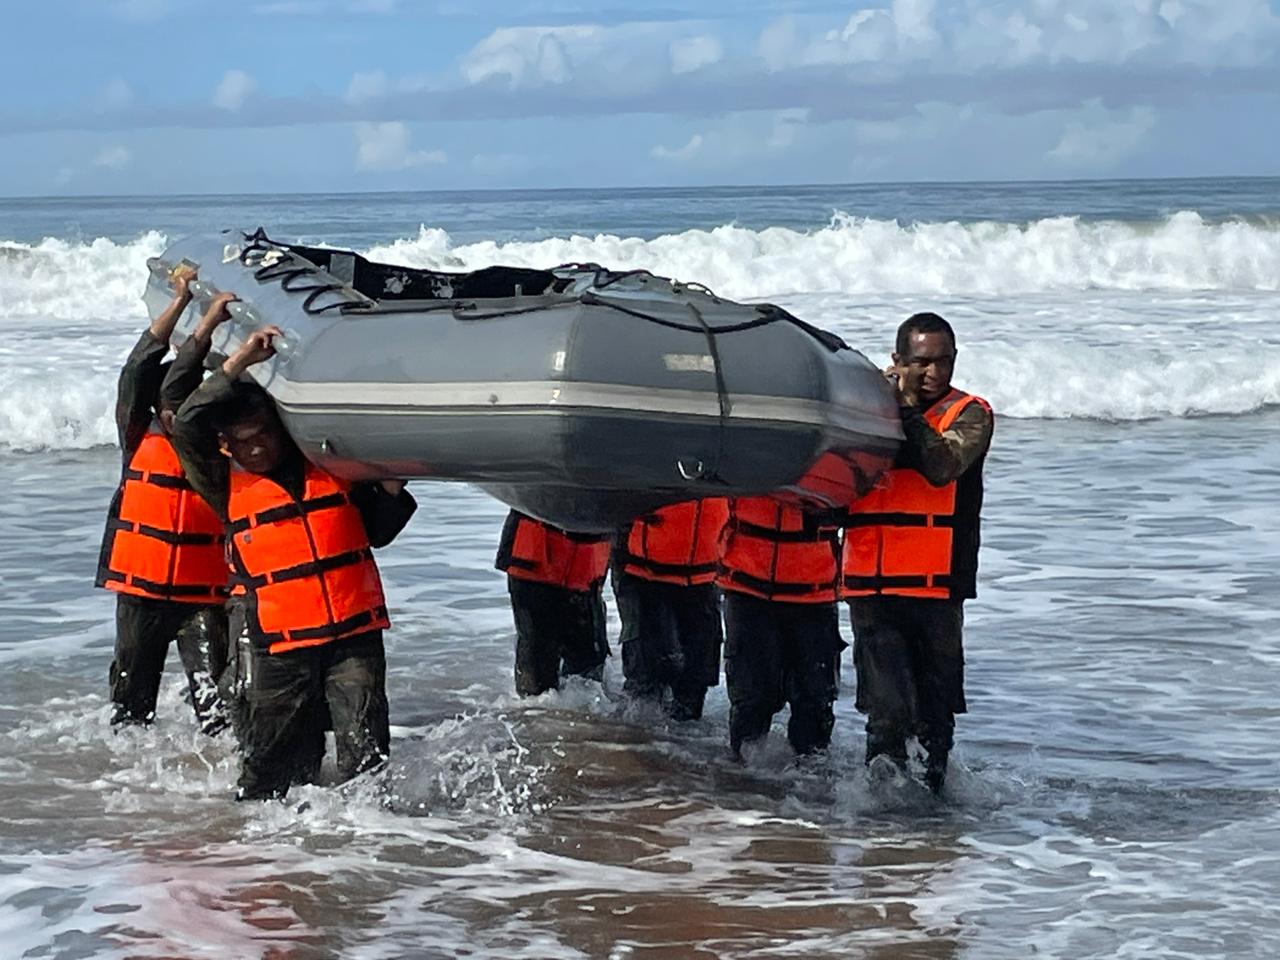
left=460, top=22, right=723, bottom=93
left=213, top=70, right=256, bottom=112
left=1050, top=105, right=1157, bottom=166
left=764, top=0, right=1279, bottom=73
left=354, top=122, right=446, bottom=171
left=650, top=133, right=703, bottom=161
left=462, top=25, right=591, bottom=88
left=670, top=35, right=723, bottom=75
left=92, top=145, right=132, bottom=170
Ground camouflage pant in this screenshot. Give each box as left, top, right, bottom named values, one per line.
left=109, top=594, right=229, bottom=735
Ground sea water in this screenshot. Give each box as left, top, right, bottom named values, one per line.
left=1, top=179, right=1278, bottom=958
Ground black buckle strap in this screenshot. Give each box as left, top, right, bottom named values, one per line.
left=229, top=492, right=350, bottom=534
left=722, top=569, right=836, bottom=597
left=729, top=518, right=840, bottom=545
left=248, top=547, right=373, bottom=587
left=123, top=468, right=191, bottom=491
left=843, top=512, right=957, bottom=529
left=109, top=517, right=223, bottom=547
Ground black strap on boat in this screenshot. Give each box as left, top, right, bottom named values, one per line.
left=687, top=302, right=730, bottom=486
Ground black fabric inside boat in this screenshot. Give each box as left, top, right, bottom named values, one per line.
left=287, top=243, right=560, bottom=302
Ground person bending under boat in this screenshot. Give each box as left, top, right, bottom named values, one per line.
left=95, top=267, right=230, bottom=734
left=495, top=512, right=611, bottom=696
left=842, top=312, right=993, bottom=795
left=165, top=317, right=416, bottom=801
left=718, top=496, right=846, bottom=758
left=612, top=499, right=728, bottom=720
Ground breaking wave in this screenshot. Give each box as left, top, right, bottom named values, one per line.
left=2, top=213, right=1278, bottom=450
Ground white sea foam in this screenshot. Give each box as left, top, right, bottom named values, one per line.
left=2, top=216, right=1278, bottom=450
left=364, top=211, right=1280, bottom=298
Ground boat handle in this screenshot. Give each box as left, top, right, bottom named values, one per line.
left=677, top=458, right=705, bottom=481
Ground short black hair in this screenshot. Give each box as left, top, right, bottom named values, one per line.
left=213, top=382, right=278, bottom=431
left=896, top=312, right=956, bottom=357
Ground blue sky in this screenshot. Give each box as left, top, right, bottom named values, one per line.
left=2, top=0, right=1278, bottom=195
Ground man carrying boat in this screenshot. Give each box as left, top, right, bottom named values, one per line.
left=612, top=499, right=728, bottom=720
left=842, top=312, right=993, bottom=795
left=95, top=267, right=230, bottom=734
left=494, top=511, right=611, bottom=696
left=164, top=311, right=416, bottom=801
left=718, top=496, right=845, bottom=757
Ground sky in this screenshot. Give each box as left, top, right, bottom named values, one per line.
left=1, top=0, right=1278, bottom=195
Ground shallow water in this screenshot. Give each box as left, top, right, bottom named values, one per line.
left=2, top=180, right=1279, bottom=958
left=2, top=409, right=1278, bottom=959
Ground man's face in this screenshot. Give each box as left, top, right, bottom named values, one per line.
left=223, top=412, right=285, bottom=474
left=157, top=408, right=176, bottom=435
left=895, top=330, right=956, bottom=404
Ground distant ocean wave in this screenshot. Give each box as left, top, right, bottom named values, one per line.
left=1, top=214, right=1278, bottom=451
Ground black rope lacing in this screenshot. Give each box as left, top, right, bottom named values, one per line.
left=231, top=228, right=849, bottom=351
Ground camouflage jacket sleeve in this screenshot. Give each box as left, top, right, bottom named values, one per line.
left=897, top=400, right=993, bottom=487
left=115, top=331, right=167, bottom=461
left=170, top=370, right=237, bottom=519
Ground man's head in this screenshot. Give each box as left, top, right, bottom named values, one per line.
left=216, top=384, right=288, bottom=474
left=894, top=312, right=957, bottom=405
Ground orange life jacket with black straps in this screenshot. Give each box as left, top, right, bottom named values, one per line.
left=842, top=387, right=992, bottom=601
left=228, top=463, right=388, bottom=655
left=717, top=496, right=842, bottom=604
left=495, top=511, right=610, bottom=593
left=617, top=499, right=729, bottom=587
left=96, top=427, right=228, bottom=604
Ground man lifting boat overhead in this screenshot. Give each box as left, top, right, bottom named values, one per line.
left=163, top=311, right=416, bottom=801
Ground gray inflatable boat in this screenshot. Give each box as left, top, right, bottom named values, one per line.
left=146, top=228, right=901, bottom=530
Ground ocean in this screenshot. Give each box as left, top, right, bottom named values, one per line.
left=1, top=178, right=1278, bottom=959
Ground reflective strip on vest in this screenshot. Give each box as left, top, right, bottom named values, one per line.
left=618, top=498, right=729, bottom=586
left=229, top=464, right=388, bottom=654
left=841, top=388, right=988, bottom=600
left=495, top=513, right=610, bottom=592
left=97, top=430, right=229, bottom=603
left=717, top=496, right=840, bottom=604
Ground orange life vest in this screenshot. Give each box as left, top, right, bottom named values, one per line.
left=96, top=429, right=228, bottom=604
left=617, top=499, right=729, bottom=587
left=717, top=496, right=841, bottom=604
left=228, top=463, right=388, bottom=655
left=495, top=512, right=610, bottom=592
left=842, top=388, right=992, bottom=601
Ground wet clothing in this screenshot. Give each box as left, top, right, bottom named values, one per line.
left=723, top=593, right=843, bottom=755
left=849, top=597, right=964, bottom=780
left=98, top=331, right=229, bottom=731
left=495, top=511, right=611, bottom=696
left=110, top=594, right=229, bottom=734
left=507, top=577, right=609, bottom=697
left=614, top=500, right=728, bottom=719
left=235, top=631, right=389, bottom=801
left=614, top=572, right=722, bottom=720
left=718, top=498, right=845, bottom=754
left=167, top=344, right=415, bottom=799
left=844, top=386, right=992, bottom=791
left=842, top=389, right=993, bottom=601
